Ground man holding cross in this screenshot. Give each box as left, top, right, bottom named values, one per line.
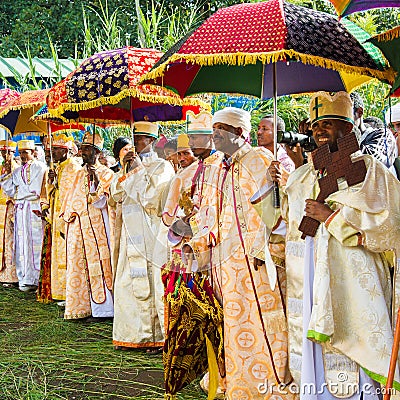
left=260, top=91, right=400, bottom=399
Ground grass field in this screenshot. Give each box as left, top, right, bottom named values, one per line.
left=0, top=285, right=206, bottom=400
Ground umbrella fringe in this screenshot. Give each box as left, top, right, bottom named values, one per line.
left=371, top=26, right=400, bottom=42
left=47, top=88, right=209, bottom=119
left=141, top=50, right=396, bottom=84
left=165, top=284, right=223, bottom=325
left=0, top=101, right=47, bottom=119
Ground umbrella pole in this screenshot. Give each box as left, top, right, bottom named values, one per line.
left=48, top=122, right=54, bottom=170
left=126, top=97, right=136, bottom=174
left=89, top=123, right=95, bottom=181
left=384, top=306, right=400, bottom=400
left=272, top=62, right=280, bottom=208
left=5, top=130, right=9, bottom=165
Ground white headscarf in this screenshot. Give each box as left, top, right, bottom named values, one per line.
left=385, top=103, right=400, bottom=125
left=212, top=107, right=252, bottom=141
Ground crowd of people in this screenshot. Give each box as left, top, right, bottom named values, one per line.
left=1, top=90, right=400, bottom=400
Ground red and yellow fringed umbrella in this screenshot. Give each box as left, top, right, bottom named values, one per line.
left=47, top=47, right=209, bottom=125
left=0, top=88, right=20, bottom=109
left=0, top=89, right=49, bottom=135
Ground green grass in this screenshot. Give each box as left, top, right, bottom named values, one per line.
left=0, top=286, right=206, bottom=400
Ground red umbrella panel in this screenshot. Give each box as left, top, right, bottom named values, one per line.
left=46, top=47, right=208, bottom=124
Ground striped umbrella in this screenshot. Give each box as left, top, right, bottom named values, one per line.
left=368, top=26, right=400, bottom=96
left=328, top=0, right=400, bottom=18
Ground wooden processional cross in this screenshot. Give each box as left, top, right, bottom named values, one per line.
left=298, top=131, right=367, bottom=239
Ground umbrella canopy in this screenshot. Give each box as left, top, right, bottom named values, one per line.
left=328, top=0, right=400, bottom=18
left=368, top=26, right=400, bottom=96
left=0, top=88, right=20, bottom=109
left=163, top=272, right=224, bottom=398
left=141, top=0, right=393, bottom=99
left=0, top=89, right=49, bottom=135
left=47, top=47, right=208, bottom=124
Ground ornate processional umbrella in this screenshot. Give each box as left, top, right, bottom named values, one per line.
left=0, top=89, right=49, bottom=136
left=163, top=272, right=224, bottom=399
left=141, top=0, right=391, bottom=99
left=0, top=88, right=20, bottom=109
left=46, top=47, right=208, bottom=125
left=141, top=0, right=392, bottom=205
left=0, top=88, right=20, bottom=137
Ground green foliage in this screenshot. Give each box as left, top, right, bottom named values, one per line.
left=0, top=0, right=136, bottom=59
left=82, top=0, right=124, bottom=57
left=0, top=286, right=205, bottom=399
left=355, top=80, right=393, bottom=119
left=135, top=0, right=206, bottom=51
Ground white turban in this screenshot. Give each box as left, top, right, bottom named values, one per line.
left=212, top=107, right=252, bottom=140
left=385, top=103, right=400, bottom=125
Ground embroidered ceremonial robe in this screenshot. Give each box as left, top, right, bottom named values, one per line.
left=0, top=160, right=47, bottom=288
left=110, top=152, right=174, bottom=348
left=45, top=158, right=82, bottom=301
left=254, top=153, right=400, bottom=397
left=0, top=159, right=19, bottom=283
left=62, top=163, right=114, bottom=320
left=186, top=143, right=294, bottom=400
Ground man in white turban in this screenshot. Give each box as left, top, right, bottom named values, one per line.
left=183, top=107, right=294, bottom=399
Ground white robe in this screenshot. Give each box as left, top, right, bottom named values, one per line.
left=90, top=189, right=114, bottom=318
left=110, top=152, right=174, bottom=347
left=0, top=160, right=47, bottom=288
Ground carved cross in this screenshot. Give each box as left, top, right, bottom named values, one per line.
left=298, top=132, right=367, bottom=238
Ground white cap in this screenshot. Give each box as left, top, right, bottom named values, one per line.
left=212, top=107, right=252, bottom=140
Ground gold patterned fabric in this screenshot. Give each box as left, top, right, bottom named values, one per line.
left=61, top=163, right=114, bottom=319
left=164, top=274, right=224, bottom=399
left=187, top=144, right=295, bottom=399
left=46, top=158, right=82, bottom=301
left=0, top=191, right=17, bottom=283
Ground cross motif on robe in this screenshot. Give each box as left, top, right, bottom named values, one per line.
left=298, top=132, right=367, bottom=238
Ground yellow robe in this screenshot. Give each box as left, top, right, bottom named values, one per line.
left=0, top=159, right=18, bottom=283
left=187, top=143, right=295, bottom=400
left=44, top=158, right=82, bottom=301
left=61, top=163, right=114, bottom=320
left=255, top=153, right=400, bottom=392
